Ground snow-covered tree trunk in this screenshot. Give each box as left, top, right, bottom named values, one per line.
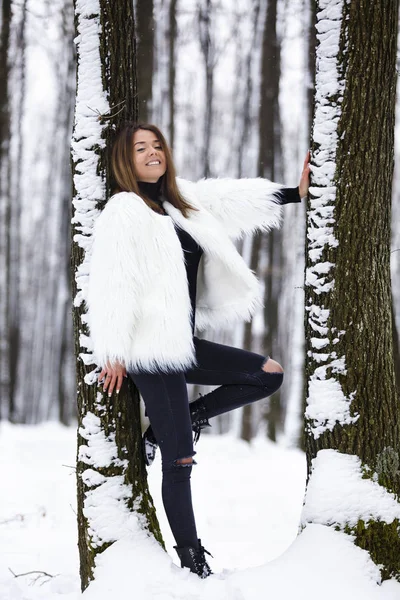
left=71, top=0, right=163, bottom=590
left=303, top=0, right=400, bottom=580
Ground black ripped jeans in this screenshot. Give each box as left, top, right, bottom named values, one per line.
left=128, top=336, right=284, bottom=550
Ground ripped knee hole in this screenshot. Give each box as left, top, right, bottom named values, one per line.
left=261, top=357, right=284, bottom=374
left=174, top=456, right=197, bottom=467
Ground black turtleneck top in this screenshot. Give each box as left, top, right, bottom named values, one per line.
left=137, top=180, right=301, bottom=331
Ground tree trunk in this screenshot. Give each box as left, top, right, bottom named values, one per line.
left=239, top=0, right=284, bottom=442
left=71, top=0, right=163, bottom=590
left=233, top=0, right=260, bottom=178
left=303, top=0, right=400, bottom=580
left=6, top=0, right=27, bottom=422
left=57, top=0, right=77, bottom=425
left=0, top=0, right=12, bottom=419
left=135, top=0, right=154, bottom=122
left=241, top=233, right=263, bottom=442
left=198, top=0, right=214, bottom=177
left=168, top=0, right=177, bottom=149
left=237, top=0, right=261, bottom=441
left=258, top=0, right=283, bottom=442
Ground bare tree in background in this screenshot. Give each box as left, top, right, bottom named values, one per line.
left=136, top=0, right=154, bottom=122
left=2, top=0, right=27, bottom=422
left=20, top=1, right=76, bottom=423
left=54, top=0, right=77, bottom=423
left=241, top=0, right=284, bottom=441
left=259, top=0, right=284, bottom=442
left=168, top=0, right=178, bottom=149
left=0, top=0, right=12, bottom=419
left=198, top=0, right=214, bottom=177
left=1, top=0, right=77, bottom=424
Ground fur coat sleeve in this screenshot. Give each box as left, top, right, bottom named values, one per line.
left=85, top=193, right=151, bottom=368
left=183, top=176, right=284, bottom=239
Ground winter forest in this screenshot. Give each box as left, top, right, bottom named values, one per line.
left=1, top=0, right=400, bottom=598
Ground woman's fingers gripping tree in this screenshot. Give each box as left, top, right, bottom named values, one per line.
left=99, top=361, right=127, bottom=397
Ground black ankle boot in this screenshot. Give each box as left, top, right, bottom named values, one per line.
left=174, top=539, right=213, bottom=578
left=190, top=398, right=211, bottom=443
left=142, top=425, right=158, bottom=466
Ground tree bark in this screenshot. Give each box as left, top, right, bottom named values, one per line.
left=304, top=0, right=400, bottom=580
left=72, top=0, right=163, bottom=590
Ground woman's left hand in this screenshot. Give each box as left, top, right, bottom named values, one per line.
left=299, top=150, right=311, bottom=198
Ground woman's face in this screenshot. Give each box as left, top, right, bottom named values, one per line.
left=132, top=129, right=167, bottom=183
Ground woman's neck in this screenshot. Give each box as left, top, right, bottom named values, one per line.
left=138, top=178, right=162, bottom=203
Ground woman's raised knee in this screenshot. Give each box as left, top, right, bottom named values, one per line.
left=259, top=368, right=284, bottom=396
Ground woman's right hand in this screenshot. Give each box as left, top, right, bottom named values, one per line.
left=99, top=360, right=127, bottom=397
left=298, top=151, right=311, bottom=198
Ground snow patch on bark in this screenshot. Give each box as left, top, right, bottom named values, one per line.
left=305, top=0, right=356, bottom=438
left=78, top=412, right=137, bottom=547
left=305, top=375, right=358, bottom=438
left=302, top=450, right=400, bottom=528
left=71, top=0, right=109, bottom=382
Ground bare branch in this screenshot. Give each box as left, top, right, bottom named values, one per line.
left=8, top=568, right=58, bottom=586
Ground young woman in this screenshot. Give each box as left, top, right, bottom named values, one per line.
left=87, top=123, right=310, bottom=578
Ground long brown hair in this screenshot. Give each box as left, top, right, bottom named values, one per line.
left=111, top=123, right=197, bottom=217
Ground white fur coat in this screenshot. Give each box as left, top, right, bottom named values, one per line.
left=86, top=177, right=284, bottom=372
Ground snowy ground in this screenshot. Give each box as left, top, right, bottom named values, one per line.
left=0, top=422, right=399, bottom=600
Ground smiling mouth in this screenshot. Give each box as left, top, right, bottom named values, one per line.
left=146, top=161, right=161, bottom=166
